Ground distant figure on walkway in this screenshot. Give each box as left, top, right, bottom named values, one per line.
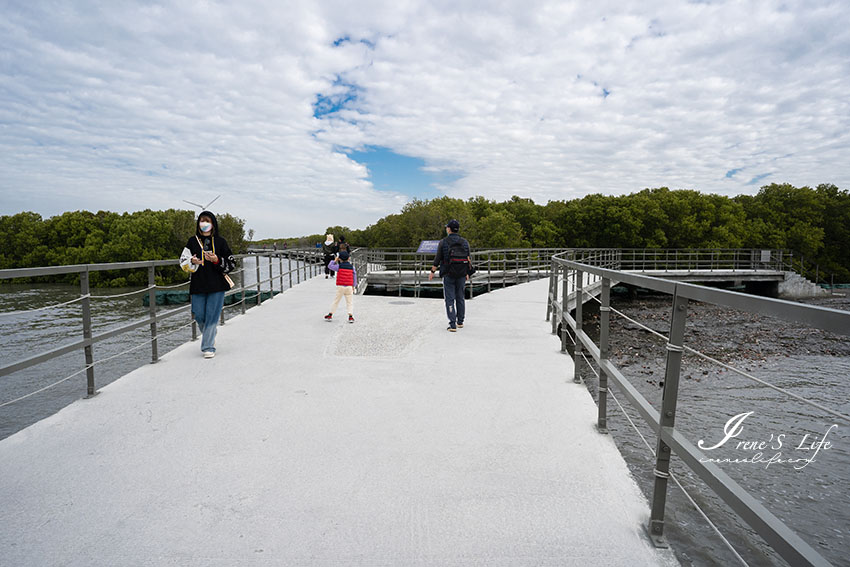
left=324, top=250, right=357, bottom=324
left=322, top=234, right=338, bottom=279
left=179, top=211, right=236, bottom=358
left=429, top=219, right=471, bottom=332
left=337, top=235, right=350, bottom=254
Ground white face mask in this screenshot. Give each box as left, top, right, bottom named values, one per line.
left=199, top=222, right=212, bottom=233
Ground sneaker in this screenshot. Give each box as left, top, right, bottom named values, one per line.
left=447, top=325, right=457, bottom=332
left=203, top=351, right=215, bottom=359
left=324, top=313, right=333, bottom=322
left=457, top=323, right=464, bottom=328
left=348, top=315, right=355, bottom=324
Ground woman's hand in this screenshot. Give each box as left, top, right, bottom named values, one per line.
left=203, top=251, right=218, bottom=263
left=191, top=256, right=203, bottom=265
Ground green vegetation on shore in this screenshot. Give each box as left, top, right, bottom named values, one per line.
left=321, top=183, right=850, bottom=283
left=0, top=209, right=247, bottom=287
left=2, top=182, right=847, bottom=286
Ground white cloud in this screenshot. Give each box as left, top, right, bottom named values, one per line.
left=1, top=0, right=848, bottom=239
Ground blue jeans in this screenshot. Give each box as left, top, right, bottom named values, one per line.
left=191, top=291, right=225, bottom=352
left=442, top=276, right=466, bottom=327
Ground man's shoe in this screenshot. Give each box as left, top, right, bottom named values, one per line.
left=457, top=323, right=464, bottom=328
left=447, top=325, right=457, bottom=332
left=324, top=313, right=333, bottom=321
left=203, top=351, right=215, bottom=359
left=348, top=315, right=355, bottom=324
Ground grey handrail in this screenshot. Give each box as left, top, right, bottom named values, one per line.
left=547, top=251, right=848, bottom=567
left=0, top=250, right=325, bottom=400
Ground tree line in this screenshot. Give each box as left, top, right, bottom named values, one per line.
left=2, top=183, right=847, bottom=286
left=324, top=183, right=850, bottom=283
left=0, top=209, right=247, bottom=287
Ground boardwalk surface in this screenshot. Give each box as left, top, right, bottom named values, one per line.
left=1, top=277, right=679, bottom=566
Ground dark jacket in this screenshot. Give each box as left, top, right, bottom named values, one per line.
left=322, top=242, right=338, bottom=256
left=432, top=232, right=471, bottom=278
left=186, top=211, right=236, bottom=294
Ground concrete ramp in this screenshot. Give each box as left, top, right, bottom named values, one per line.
left=0, top=278, right=679, bottom=566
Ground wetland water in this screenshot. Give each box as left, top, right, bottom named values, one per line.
left=0, top=257, right=298, bottom=440
left=577, top=291, right=850, bottom=567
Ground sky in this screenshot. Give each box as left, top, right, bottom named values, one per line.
left=1, top=1, right=848, bottom=239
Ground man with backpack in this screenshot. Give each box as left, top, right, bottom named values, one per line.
left=429, top=219, right=471, bottom=332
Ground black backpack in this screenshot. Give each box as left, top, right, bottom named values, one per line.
left=446, top=240, right=469, bottom=278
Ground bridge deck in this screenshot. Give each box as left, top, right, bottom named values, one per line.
left=0, top=278, right=678, bottom=566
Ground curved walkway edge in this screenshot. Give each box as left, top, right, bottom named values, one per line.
left=0, top=277, right=679, bottom=567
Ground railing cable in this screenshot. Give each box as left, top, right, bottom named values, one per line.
left=0, top=294, right=90, bottom=317
left=156, top=280, right=190, bottom=289
left=0, top=319, right=195, bottom=408
left=89, top=285, right=155, bottom=299
left=578, top=351, right=750, bottom=567
left=583, top=291, right=850, bottom=424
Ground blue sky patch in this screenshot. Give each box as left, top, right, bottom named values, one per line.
left=347, top=146, right=460, bottom=198
left=725, top=168, right=742, bottom=178
left=746, top=172, right=772, bottom=185
left=313, top=77, right=359, bottom=119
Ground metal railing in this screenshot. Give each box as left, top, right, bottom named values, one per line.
left=0, top=249, right=325, bottom=403
left=546, top=251, right=850, bottom=567
left=353, top=247, right=813, bottom=298
left=357, top=247, right=567, bottom=297
left=614, top=248, right=787, bottom=272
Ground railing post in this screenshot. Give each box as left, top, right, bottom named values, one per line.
left=288, top=256, right=293, bottom=290
left=148, top=266, right=158, bottom=363
left=597, top=277, right=611, bottom=433
left=240, top=257, right=247, bottom=315
left=546, top=260, right=555, bottom=322
left=647, top=288, right=688, bottom=548
left=487, top=253, right=492, bottom=294
left=256, top=255, right=262, bottom=305
left=279, top=255, right=284, bottom=291
left=80, top=269, right=97, bottom=398
left=572, top=268, right=584, bottom=383
left=268, top=254, right=274, bottom=296
left=560, top=267, right=569, bottom=353
left=550, top=264, right=559, bottom=334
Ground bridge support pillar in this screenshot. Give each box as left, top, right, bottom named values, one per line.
left=745, top=280, right=779, bottom=297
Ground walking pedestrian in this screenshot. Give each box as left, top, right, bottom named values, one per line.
left=179, top=211, right=236, bottom=358
left=323, top=250, right=357, bottom=323
left=322, top=234, right=338, bottom=279
left=429, top=220, right=471, bottom=332
left=337, top=235, right=350, bottom=254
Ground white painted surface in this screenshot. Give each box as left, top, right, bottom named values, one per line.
left=0, top=278, right=679, bottom=566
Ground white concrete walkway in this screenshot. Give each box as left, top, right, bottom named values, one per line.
left=0, top=277, right=679, bottom=567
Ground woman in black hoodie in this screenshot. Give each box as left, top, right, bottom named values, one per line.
left=180, top=211, right=236, bottom=358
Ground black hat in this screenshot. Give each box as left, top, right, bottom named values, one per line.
left=338, top=250, right=350, bottom=261
left=446, top=219, right=460, bottom=231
